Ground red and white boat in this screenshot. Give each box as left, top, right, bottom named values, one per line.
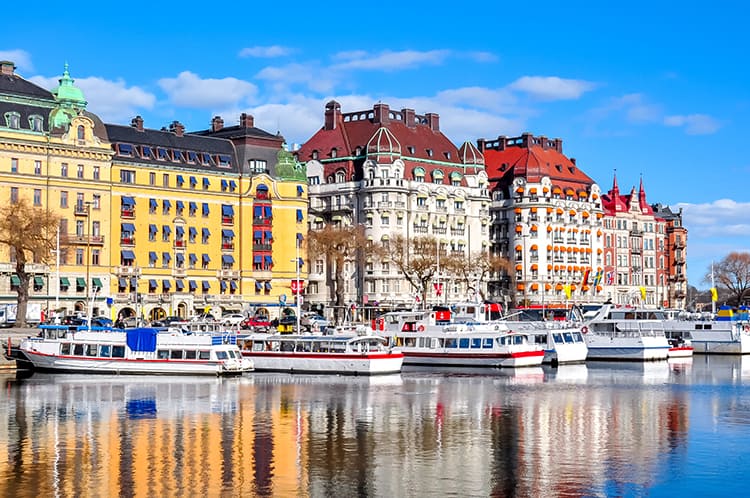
left=236, top=333, right=404, bottom=375
left=372, top=310, right=544, bottom=368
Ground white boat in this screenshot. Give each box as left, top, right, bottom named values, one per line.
left=373, top=311, right=545, bottom=368
left=236, top=333, right=404, bottom=375
left=7, top=325, right=253, bottom=376
left=579, top=304, right=671, bottom=361
left=446, top=303, right=588, bottom=365
left=661, top=307, right=750, bottom=354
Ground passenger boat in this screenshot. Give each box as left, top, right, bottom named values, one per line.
left=661, top=306, right=750, bottom=354
left=373, top=310, right=545, bottom=368
left=579, top=304, right=670, bottom=361
left=236, top=333, right=404, bottom=375
left=6, top=325, right=253, bottom=376
left=449, top=303, right=588, bottom=365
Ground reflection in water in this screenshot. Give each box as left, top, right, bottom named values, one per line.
left=1, top=359, right=750, bottom=497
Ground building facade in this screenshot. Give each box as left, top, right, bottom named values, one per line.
left=296, top=101, right=490, bottom=312
left=651, top=203, right=688, bottom=309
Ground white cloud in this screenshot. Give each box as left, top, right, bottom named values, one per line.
left=664, top=114, right=720, bottom=135
left=676, top=199, right=750, bottom=238
left=509, top=76, right=596, bottom=101
left=0, top=49, right=33, bottom=72
left=28, top=75, right=156, bottom=123
left=238, top=45, right=292, bottom=58
left=331, top=49, right=451, bottom=71
left=158, top=71, right=257, bottom=108
left=465, top=51, right=498, bottom=63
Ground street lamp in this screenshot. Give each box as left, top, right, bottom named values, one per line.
left=295, top=238, right=301, bottom=332
left=84, top=201, right=93, bottom=310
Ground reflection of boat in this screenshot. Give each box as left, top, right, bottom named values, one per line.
left=580, top=304, right=670, bottom=361
left=236, top=333, right=404, bottom=374
left=547, top=363, right=589, bottom=383
left=7, top=325, right=253, bottom=375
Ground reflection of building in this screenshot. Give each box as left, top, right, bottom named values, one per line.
left=296, top=101, right=490, bottom=309
left=482, top=133, right=605, bottom=306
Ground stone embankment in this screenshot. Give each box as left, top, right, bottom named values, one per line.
left=0, top=328, right=37, bottom=370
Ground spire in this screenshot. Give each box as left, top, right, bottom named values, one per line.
left=50, top=62, right=88, bottom=130
left=611, top=169, right=620, bottom=196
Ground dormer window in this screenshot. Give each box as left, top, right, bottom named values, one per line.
left=556, top=164, right=563, bottom=172
left=426, top=149, right=433, bottom=157
left=5, top=112, right=20, bottom=129
left=407, top=146, right=415, bottom=154
left=355, top=146, right=362, bottom=156
left=444, top=152, right=451, bottom=160
left=29, top=115, right=43, bottom=132
left=77, top=125, right=85, bottom=140
left=117, top=143, right=134, bottom=156
left=331, top=148, right=337, bottom=158
left=312, top=150, right=319, bottom=160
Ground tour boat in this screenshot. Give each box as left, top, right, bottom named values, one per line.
left=236, top=333, right=404, bottom=375
left=372, top=311, right=544, bottom=368
left=6, top=325, right=253, bottom=376
left=450, top=303, right=588, bottom=365
left=661, top=306, right=750, bottom=354
left=579, top=304, right=670, bottom=361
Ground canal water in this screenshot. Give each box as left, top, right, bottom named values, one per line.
left=1, top=356, right=748, bottom=497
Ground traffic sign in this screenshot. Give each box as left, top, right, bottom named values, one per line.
left=279, top=294, right=287, bottom=304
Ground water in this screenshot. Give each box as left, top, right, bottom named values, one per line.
left=1, top=356, right=748, bottom=497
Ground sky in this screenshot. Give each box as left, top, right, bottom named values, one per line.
left=2, top=1, right=748, bottom=290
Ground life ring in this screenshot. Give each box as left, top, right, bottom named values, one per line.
left=581, top=326, right=589, bottom=334
left=743, top=324, right=749, bottom=333
left=417, top=324, right=425, bottom=332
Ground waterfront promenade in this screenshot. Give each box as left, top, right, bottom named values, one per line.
left=0, top=327, right=37, bottom=370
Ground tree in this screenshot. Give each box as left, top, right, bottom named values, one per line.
left=705, top=252, right=750, bottom=306
left=307, top=224, right=369, bottom=324
left=442, top=251, right=511, bottom=302
left=382, top=234, right=439, bottom=307
left=0, top=199, right=62, bottom=327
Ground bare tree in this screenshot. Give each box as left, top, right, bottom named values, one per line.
left=308, top=224, right=368, bottom=324
left=0, top=199, right=62, bottom=327
left=443, top=251, right=511, bottom=301
left=382, top=234, right=439, bottom=307
left=705, top=252, right=750, bottom=306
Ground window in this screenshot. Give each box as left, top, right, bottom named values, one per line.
left=60, top=191, right=68, bottom=208
left=163, top=174, right=169, bottom=187
left=315, top=259, right=324, bottom=274
left=34, top=160, right=41, bottom=175
left=77, top=125, right=85, bottom=141
left=162, top=226, right=170, bottom=242
left=120, top=170, right=135, bottom=184
left=30, top=115, right=43, bottom=132
left=249, top=159, right=267, bottom=173
left=77, top=164, right=84, bottom=179
left=149, top=172, right=156, bottom=185
left=92, top=249, right=100, bottom=266
left=76, top=248, right=84, bottom=265
left=11, top=158, right=18, bottom=173
left=6, top=112, right=20, bottom=128
left=92, top=194, right=101, bottom=210
left=10, top=187, right=18, bottom=204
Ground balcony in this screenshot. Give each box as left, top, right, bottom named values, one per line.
left=65, top=234, right=105, bottom=246
left=120, top=237, right=134, bottom=247
left=252, top=217, right=272, bottom=225
left=117, top=266, right=137, bottom=276
left=120, top=209, right=134, bottom=219
left=630, top=229, right=643, bottom=236
left=222, top=243, right=235, bottom=250
left=253, top=243, right=272, bottom=251
left=222, top=216, right=234, bottom=225
left=450, top=229, right=465, bottom=237
left=673, top=240, right=686, bottom=249
left=432, top=227, right=447, bottom=235
left=377, top=201, right=392, bottom=208
left=174, top=239, right=185, bottom=249
left=631, top=246, right=642, bottom=254
left=172, top=267, right=187, bottom=278
left=394, top=201, right=406, bottom=208
left=413, top=226, right=429, bottom=234
left=435, top=206, right=447, bottom=212
left=218, top=269, right=240, bottom=279
left=74, top=205, right=89, bottom=216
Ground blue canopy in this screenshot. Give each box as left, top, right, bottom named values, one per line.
left=222, top=254, right=235, bottom=264
left=222, top=204, right=234, bottom=216
left=126, top=328, right=158, bottom=352
left=121, top=250, right=135, bottom=260
left=121, top=196, right=135, bottom=207
left=222, top=229, right=235, bottom=238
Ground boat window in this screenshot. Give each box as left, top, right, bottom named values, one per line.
left=445, top=338, right=457, bottom=348
left=99, top=344, right=111, bottom=357
left=563, top=332, right=573, bottom=343
left=158, top=350, right=169, bottom=359
left=199, top=350, right=211, bottom=360
left=86, top=344, right=98, bottom=356
left=216, top=351, right=228, bottom=359
left=513, top=335, right=525, bottom=345
left=112, top=346, right=125, bottom=358
left=459, top=338, right=470, bottom=348
left=296, top=342, right=310, bottom=352
left=497, top=337, right=507, bottom=346
left=73, top=344, right=85, bottom=355
left=404, top=337, right=416, bottom=347
left=60, top=343, right=71, bottom=355
left=483, top=338, right=494, bottom=349
left=281, top=341, right=294, bottom=352
left=170, top=350, right=183, bottom=359
left=470, top=338, right=482, bottom=348
left=573, top=332, right=583, bottom=342
left=552, top=333, right=564, bottom=343
left=185, top=350, right=197, bottom=359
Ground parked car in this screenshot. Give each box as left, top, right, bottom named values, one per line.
left=221, top=313, right=245, bottom=326
left=90, top=316, right=113, bottom=327
left=301, top=312, right=329, bottom=332
left=240, top=315, right=271, bottom=331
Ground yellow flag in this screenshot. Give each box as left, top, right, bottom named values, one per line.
left=640, top=286, right=646, bottom=300
left=564, top=284, right=572, bottom=300
left=711, top=288, right=718, bottom=302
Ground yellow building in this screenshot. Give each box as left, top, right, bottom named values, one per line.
left=0, top=60, right=308, bottom=322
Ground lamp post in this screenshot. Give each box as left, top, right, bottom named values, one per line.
left=84, top=201, right=93, bottom=311
left=295, top=238, right=301, bottom=333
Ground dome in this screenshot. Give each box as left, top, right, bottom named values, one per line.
left=367, top=127, right=401, bottom=156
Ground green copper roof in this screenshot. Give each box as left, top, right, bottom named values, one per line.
left=52, top=63, right=87, bottom=107
left=275, top=143, right=306, bottom=181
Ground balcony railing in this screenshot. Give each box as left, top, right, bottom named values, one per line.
left=217, top=269, right=240, bottom=279
left=120, top=209, right=134, bottom=219
left=222, top=243, right=235, bottom=250
left=253, top=243, right=272, bottom=251
left=117, top=266, right=137, bottom=276
left=174, top=239, right=185, bottom=248
left=65, top=234, right=105, bottom=245
left=120, top=237, right=134, bottom=246
left=222, top=216, right=234, bottom=225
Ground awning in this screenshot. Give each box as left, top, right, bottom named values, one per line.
left=189, top=201, right=197, bottom=211
left=162, top=252, right=171, bottom=262
left=176, top=175, right=184, bottom=185
left=149, top=279, right=157, bottom=288
left=264, top=255, right=273, bottom=265
left=129, top=277, right=137, bottom=287
left=149, top=198, right=158, bottom=209
left=297, top=258, right=304, bottom=267
left=202, top=228, right=210, bottom=237
left=121, top=250, right=135, bottom=260
left=33, top=276, right=44, bottom=287
left=296, top=209, right=303, bottom=221
left=121, top=223, right=135, bottom=232
left=230, top=280, right=237, bottom=290
left=92, top=278, right=102, bottom=288
left=118, top=278, right=127, bottom=287
left=222, top=229, right=235, bottom=238
left=176, top=226, right=184, bottom=237
left=189, top=253, right=197, bottom=264
left=162, top=280, right=171, bottom=289
left=202, top=254, right=210, bottom=263
left=189, top=280, right=197, bottom=290
left=189, top=227, right=197, bottom=237
left=121, top=196, right=135, bottom=207
left=175, top=280, right=185, bottom=290
left=296, top=233, right=303, bottom=241
left=76, top=277, right=86, bottom=287
left=163, top=225, right=171, bottom=235
left=297, top=185, right=304, bottom=195
left=163, top=199, right=171, bottom=210
left=176, top=253, right=184, bottom=264
left=255, top=281, right=262, bottom=290
left=220, top=281, right=227, bottom=291
left=176, top=200, right=184, bottom=210
left=229, top=180, right=237, bottom=190
left=253, top=255, right=262, bottom=263
left=202, top=203, right=210, bottom=215
left=264, top=282, right=272, bottom=290
left=222, top=255, right=235, bottom=264
left=59, top=277, right=70, bottom=286
left=202, top=280, right=210, bottom=291
left=149, top=224, right=157, bottom=234
left=149, top=251, right=157, bottom=262
left=189, top=176, right=197, bottom=185
left=221, top=179, right=228, bottom=189
left=222, top=205, right=234, bottom=216
left=203, top=178, right=210, bottom=188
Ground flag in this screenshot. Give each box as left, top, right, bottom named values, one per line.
left=564, top=284, right=572, bottom=300
left=640, top=286, right=646, bottom=301
left=582, top=269, right=591, bottom=286
left=593, top=269, right=603, bottom=286
left=433, top=282, right=443, bottom=296
left=606, top=271, right=614, bottom=285
left=711, top=287, right=718, bottom=302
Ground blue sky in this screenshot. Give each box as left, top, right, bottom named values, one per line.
left=3, top=1, right=748, bottom=290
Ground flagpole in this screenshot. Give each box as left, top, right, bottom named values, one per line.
left=711, top=261, right=716, bottom=315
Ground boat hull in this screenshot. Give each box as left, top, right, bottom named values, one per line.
left=243, top=352, right=404, bottom=375
left=399, top=349, right=544, bottom=368
left=543, top=343, right=589, bottom=365
left=667, top=346, right=694, bottom=358
left=585, top=335, right=669, bottom=361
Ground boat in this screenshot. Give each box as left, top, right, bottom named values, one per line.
left=449, top=303, right=588, bottom=365
left=661, top=306, right=750, bottom=354
left=5, top=325, right=253, bottom=376
left=236, top=333, right=404, bottom=375
left=372, top=310, right=545, bottom=368
left=578, top=304, right=671, bottom=361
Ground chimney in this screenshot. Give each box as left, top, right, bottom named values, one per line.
left=130, top=116, right=144, bottom=132
left=571, top=157, right=576, bottom=165
left=0, top=61, right=15, bottom=76
left=539, top=135, right=548, bottom=149
left=373, top=103, right=390, bottom=125
left=324, top=100, right=341, bottom=130
left=169, top=120, right=185, bottom=137
left=553, top=138, right=563, bottom=153
left=239, top=113, right=254, bottom=129
left=425, top=112, right=440, bottom=131
left=211, top=116, right=224, bottom=132
left=521, top=132, right=533, bottom=148
left=476, top=138, right=486, bottom=152
left=402, top=108, right=416, bottom=128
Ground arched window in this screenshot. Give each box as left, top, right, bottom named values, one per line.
left=336, top=171, right=345, bottom=183
left=77, top=125, right=85, bottom=140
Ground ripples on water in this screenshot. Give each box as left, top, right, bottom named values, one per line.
left=2, top=356, right=750, bottom=497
